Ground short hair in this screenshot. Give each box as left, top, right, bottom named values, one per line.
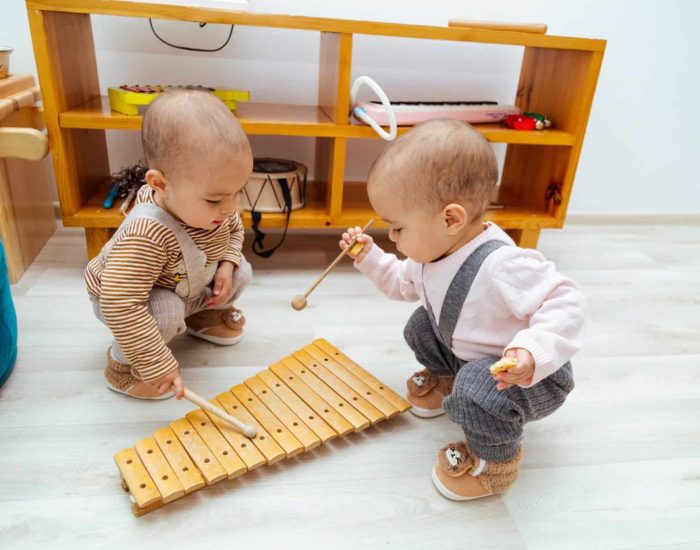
left=368, top=118, right=498, bottom=215
left=142, top=89, right=251, bottom=178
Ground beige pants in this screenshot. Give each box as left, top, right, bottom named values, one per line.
left=92, top=256, right=252, bottom=366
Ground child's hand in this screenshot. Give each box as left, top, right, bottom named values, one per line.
left=493, top=348, right=535, bottom=390
left=150, top=368, right=185, bottom=399
left=339, top=226, right=374, bottom=262
left=207, top=261, right=234, bottom=307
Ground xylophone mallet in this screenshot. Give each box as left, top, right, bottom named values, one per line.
left=291, top=219, right=374, bottom=311
left=176, top=386, right=258, bottom=438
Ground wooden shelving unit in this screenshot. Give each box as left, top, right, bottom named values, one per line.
left=26, top=0, right=605, bottom=257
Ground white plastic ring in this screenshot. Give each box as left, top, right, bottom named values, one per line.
left=350, top=76, right=397, bottom=141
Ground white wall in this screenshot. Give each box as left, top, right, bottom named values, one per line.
left=3, top=0, right=699, bottom=214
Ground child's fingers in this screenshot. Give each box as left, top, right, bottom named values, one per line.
left=212, top=275, right=224, bottom=296
left=496, top=364, right=527, bottom=382
left=172, top=376, right=185, bottom=399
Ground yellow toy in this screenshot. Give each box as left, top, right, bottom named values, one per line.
left=489, top=357, right=518, bottom=375
left=108, top=85, right=250, bottom=115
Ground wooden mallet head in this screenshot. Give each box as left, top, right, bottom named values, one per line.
left=290, top=219, right=373, bottom=311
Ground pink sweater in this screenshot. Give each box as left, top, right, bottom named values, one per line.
left=356, top=222, right=587, bottom=387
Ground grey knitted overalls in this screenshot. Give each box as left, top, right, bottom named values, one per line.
left=403, top=240, right=574, bottom=462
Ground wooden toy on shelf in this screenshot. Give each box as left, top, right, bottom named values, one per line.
left=114, top=338, right=412, bottom=516
left=108, top=84, right=250, bottom=115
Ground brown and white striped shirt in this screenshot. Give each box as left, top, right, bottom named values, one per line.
left=85, top=185, right=245, bottom=381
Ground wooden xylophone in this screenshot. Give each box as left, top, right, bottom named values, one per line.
left=114, top=339, right=411, bottom=516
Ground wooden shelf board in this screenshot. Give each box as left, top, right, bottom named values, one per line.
left=64, top=182, right=557, bottom=231
left=334, top=205, right=559, bottom=230
left=339, top=183, right=559, bottom=229
left=59, top=97, right=340, bottom=137
left=346, top=123, right=576, bottom=145
left=59, top=97, right=576, bottom=146
left=62, top=183, right=332, bottom=229
left=28, top=0, right=606, bottom=52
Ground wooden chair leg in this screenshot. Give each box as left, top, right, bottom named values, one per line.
left=85, top=227, right=114, bottom=260
left=506, top=228, right=541, bottom=249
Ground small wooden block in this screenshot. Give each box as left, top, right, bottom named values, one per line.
left=293, top=349, right=385, bottom=424
left=257, top=368, right=338, bottom=443
left=489, top=357, right=518, bottom=374
left=270, top=361, right=355, bottom=436
left=231, top=384, right=305, bottom=458
left=215, top=392, right=286, bottom=465
left=185, top=409, right=247, bottom=479
left=313, top=338, right=412, bottom=412
left=349, top=241, right=364, bottom=256
left=153, top=427, right=205, bottom=494
left=134, top=437, right=185, bottom=504
left=131, top=499, right=166, bottom=517
left=170, top=418, right=227, bottom=485
left=114, top=448, right=162, bottom=509
left=245, top=375, right=322, bottom=452
left=203, top=401, right=267, bottom=471
left=304, top=343, right=400, bottom=418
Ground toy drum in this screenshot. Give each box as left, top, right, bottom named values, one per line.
left=241, top=158, right=307, bottom=213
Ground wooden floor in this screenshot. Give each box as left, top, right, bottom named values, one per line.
left=2, top=222, right=700, bottom=549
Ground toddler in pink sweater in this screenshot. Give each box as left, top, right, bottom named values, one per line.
left=340, top=119, right=586, bottom=501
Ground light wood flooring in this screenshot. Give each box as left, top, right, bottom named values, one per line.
left=2, top=222, right=699, bottom=549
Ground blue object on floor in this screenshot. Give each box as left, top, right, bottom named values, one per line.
left=0, top=241, right=18, bottom=386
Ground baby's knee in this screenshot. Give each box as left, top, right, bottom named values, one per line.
left=229, top=256, right=253, bottom=302
left=148, top=289, right=187, bottom=340
left=234, top=257, right=253, bottom=287
left=403, top=307, right=432, bottom=348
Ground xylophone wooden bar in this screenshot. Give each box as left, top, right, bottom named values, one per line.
left=114, top=339, right=411, bottom=516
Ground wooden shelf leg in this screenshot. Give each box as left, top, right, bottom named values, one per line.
left=506, top=228, right=541, bottom=249
left=85, top=227, right=113, bottom=260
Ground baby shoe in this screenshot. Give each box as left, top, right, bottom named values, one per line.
left=185, top=307, right=245, bottom=346
left=431, top=441, right=522, bottom=501
left=104, top=348, right=174, bottom=400
left=406, top=368, right=454, bottom=418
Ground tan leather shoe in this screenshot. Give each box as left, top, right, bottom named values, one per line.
left=185, top=307, right=245, bottom=346
left=431, top=441, right=522, bottom=501
left=104, top=348, right=174, bottom=400
left=406, top=369, right=454, bottom=418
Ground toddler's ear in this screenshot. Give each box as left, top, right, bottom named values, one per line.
left=145, top=169, right=168, bottom=194
left=442, top=203, right=468, bottom=233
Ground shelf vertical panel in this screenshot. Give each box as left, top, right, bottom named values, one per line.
left=315, top=137, right=347, bottom=220
left=500, top=144, right=572, bottom=221
left=505, top=46, right=605, bottom=224
left=27, top=9, right=110, bottom=218
left=318, top=32, right=353, bottom=124
left=318, top=32, right=353, bottom=220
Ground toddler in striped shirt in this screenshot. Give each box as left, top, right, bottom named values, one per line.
left=85, top=90, right=253, bottom=400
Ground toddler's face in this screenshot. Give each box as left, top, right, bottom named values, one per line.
left=155, top=152, right=253, bottom=230
left=368, top=181, right=455, bottom=264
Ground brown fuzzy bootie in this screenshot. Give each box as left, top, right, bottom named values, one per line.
left=431, top=441, right=522, bottom=501
left=185, top=307, right=245, bottom=346
left=406, top=369, right=454, bottom=418
left=104, top=348, right=174, bottom=400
